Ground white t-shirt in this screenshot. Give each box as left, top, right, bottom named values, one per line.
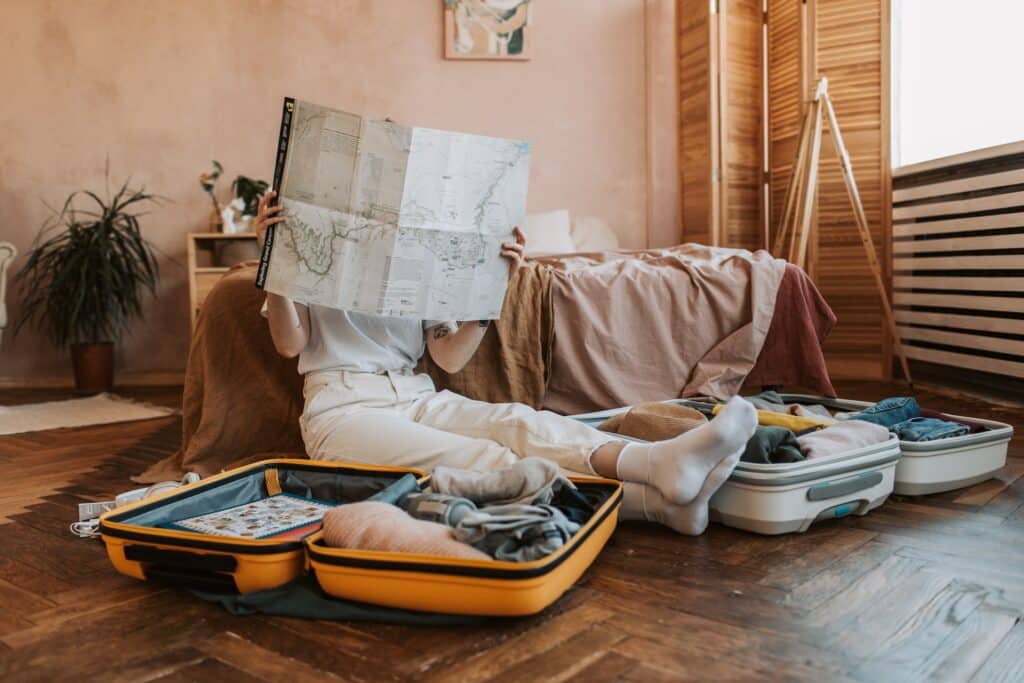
left=262, top=300, right=445, bottom=374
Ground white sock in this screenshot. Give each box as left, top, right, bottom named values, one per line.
left=620, top=451, right=740, bottom=535
left=616, top=396, right=756, bottom=505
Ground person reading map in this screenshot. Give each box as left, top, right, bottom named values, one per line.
left=256, top=99, right=756, bottom=536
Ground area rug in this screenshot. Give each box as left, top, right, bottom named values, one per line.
left=0, top=393, right=178, bottom=436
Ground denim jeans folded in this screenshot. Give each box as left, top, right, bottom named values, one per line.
left=851, top=396, right=921, bottom=428
left=889, top=417, right=970, bottom=442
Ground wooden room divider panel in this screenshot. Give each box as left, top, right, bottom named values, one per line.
left=685, top=0, right=893, bottom=379
left=678, top=0, right=763, bottom=251
left=809, top=0, right=892, bottom=380
left=678, top=0, right=716, bottom=246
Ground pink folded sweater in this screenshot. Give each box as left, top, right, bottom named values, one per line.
left=797, top=420, right=891, bottom=459
left=322, top=501, right=490, bottom=560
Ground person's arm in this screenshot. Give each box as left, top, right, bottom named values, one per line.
left=426, top=320, right=490, bottom=374
left=426, top=227, right=525, bottom=373
left=254, top=191, right=311, bottom=358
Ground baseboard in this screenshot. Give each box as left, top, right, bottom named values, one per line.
left=826, top=356, right=885, bottom=381
left=0, top=371, right=185, bottom=389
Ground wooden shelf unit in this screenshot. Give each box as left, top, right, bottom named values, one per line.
left=187, top=232, right=259, bottom=332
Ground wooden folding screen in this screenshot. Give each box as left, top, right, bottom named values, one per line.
left=678, top=0, right=763, bottom=250
left=680, top=0, right=892, bottom=379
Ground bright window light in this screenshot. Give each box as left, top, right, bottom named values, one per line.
left=892, top=0, right=1024, bottom=167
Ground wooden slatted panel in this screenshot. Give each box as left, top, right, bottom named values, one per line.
left=893, top=168, right=1024, bottom=203
left=894, top=275, right=1024, bottom=291
left=897, top=326, right=1024, bottom=357
left=893, top=190, right=1024, bottom=221
left=813, top=0, right=888, bottom=376
left=904, top=345, right=1024, bottom=380
left=679, top=0, right=713, bottom=245
left=895, top=309, right=1024, bottom=336
left=767, top=0, right=803, bottom=241
left=895, top=254, right=1024, bottom=270
left=894, top=291, right=1024, bottom=314
left=722, top=0, right=764, bottom=250
left=892, top=139, right=1024, bottom=383
left=892, top=232, right=1024, bottom=255
left=893, top=211, right=1024, bottom=238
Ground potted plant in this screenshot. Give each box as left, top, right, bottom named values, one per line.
left=13, top=176, right=161, bottom=393
left=231, top=174, right=269, bottom=218
left=198, top=160, right=224, bottom=231
left=198, top=160, right=269, bottom=235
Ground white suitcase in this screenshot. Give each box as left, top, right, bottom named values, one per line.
left=571, top=400, right=902, bottom=535
left=780, top=394, right=1014, bottom=496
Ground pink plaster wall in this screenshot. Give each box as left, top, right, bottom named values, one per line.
left=0, top=0, right=673, bottom=383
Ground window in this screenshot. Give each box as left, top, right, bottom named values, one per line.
left=892, top=0, right=1024, bottom=167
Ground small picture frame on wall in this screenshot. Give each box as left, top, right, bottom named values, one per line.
left=444, top=0, right=531, bottom=61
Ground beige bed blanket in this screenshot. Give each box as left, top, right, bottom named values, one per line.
left=539, top=245, right=787, bottom=414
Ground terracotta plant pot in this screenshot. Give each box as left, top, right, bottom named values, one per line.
left=70, top=342, right=115, bottom=394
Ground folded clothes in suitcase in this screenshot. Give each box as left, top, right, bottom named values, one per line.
left=100, top=459, right=622, bottom=616
left=571, top=401, right=902, bottom=535
left=778, top=394, right=1014, bottom=496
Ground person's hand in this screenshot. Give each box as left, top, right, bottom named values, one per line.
left=253, top=190, right=286, bottom=247
left=500, top=226, right=526, bottom=277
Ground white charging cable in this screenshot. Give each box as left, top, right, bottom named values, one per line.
left=71, top=472, right=202, bottom=539
left=70, top=519, right=101, bottom=539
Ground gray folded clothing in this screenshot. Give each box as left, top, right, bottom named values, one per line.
left=431, top=456, right=574, bottom=506
left=454, top=503, right=580, bottom=562
left=403, top=492, right=477, bottom=527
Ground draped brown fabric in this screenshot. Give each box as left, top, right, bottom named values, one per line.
left=419, top=261, right=553, bottom=408
left=135, top=264, right=306, bottom=482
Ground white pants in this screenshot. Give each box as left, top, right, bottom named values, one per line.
left=300, top=370, right=615, bottom=475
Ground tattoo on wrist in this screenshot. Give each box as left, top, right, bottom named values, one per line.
left=433, top=326, right=450, bottom=340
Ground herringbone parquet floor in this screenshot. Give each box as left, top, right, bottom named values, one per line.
left=0, top=382, right=1021, bottom=682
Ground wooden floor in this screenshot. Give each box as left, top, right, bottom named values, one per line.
left=0, top=382, right=1022, bottom=682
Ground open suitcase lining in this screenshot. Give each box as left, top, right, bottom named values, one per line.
left=115, top=464, right=411, bottom=529
left=112, top=463, right=617, bottom=549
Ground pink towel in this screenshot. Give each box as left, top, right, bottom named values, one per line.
left=322, top=502, right=490, bottom=560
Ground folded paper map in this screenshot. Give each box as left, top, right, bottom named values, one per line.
left=171, top=494, right=334, bottom=539
left=256, top=98, right=531, bottom=320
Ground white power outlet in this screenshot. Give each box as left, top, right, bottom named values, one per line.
left=78, top=500, right=118, bottom=522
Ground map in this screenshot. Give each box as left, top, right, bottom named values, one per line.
left=259, top=99, right=531, bottom=320
left=171, top=494, right=334, bottom=539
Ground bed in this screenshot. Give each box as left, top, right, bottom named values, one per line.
left=137, top=245, right=836, bottom=482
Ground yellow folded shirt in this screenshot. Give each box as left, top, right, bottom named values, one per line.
left=711, top=404, right=830, bottom=432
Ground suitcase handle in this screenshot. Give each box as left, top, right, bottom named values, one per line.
left=124, top=544, right=238, bottom=573
left=807, top=471, right=883, bottom=501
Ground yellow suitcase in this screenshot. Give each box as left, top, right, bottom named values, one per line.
left=306, top=475, right=621, bottom=616
left=99, top=459, right=424, bottom=594
left=99, top=458, right=622, bottom=616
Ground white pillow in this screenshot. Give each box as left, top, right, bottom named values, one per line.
left=521, top=209, right=576, bottom=255
left=570, top=216, right=619, bottom=252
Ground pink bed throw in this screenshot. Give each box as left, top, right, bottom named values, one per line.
left=540, top=245, right=787, bottom=414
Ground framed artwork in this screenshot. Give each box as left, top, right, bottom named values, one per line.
left=444, top=0, right=532, bottom=61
